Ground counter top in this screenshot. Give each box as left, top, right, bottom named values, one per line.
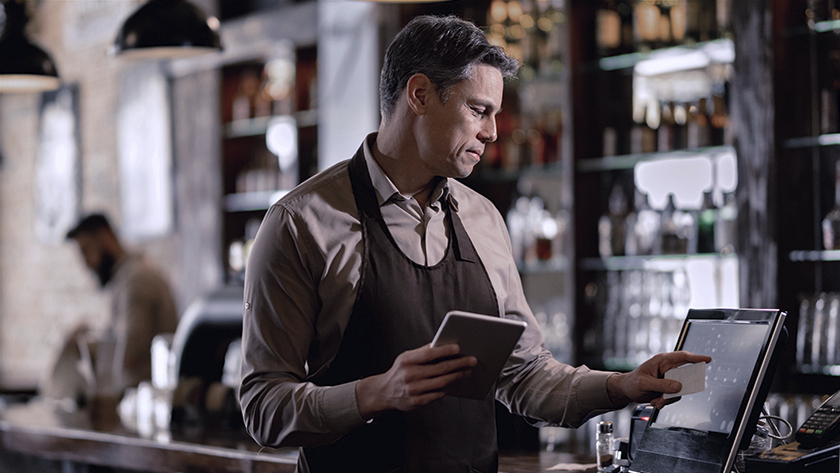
left=0, top=400, right=590, bottom=472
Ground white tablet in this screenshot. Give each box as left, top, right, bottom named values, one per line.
left=430, top=310, right=527, bottom=400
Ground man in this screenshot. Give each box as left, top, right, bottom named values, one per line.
left=46, top=213, right=179, bottom=402
left=239, top=15, right=710, bottom=473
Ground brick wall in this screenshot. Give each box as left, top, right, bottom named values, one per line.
left=0, top=1, right=221, bottom=390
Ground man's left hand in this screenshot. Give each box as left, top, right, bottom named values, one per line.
left=606, top=350, right=712, bottom=410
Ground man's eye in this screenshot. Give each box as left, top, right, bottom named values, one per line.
left=472, top=107, right=486, bottom=116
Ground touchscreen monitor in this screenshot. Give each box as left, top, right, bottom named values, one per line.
left=629, top=308, right=787, bottom=473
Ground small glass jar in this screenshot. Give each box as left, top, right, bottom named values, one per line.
left=596, top=420, right=615, bottom=473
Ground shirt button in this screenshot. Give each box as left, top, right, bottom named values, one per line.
left=244, top=302, right=251, bottom=310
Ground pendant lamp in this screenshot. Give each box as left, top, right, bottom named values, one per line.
left=0, top=0, right=60, bottom=93
left=113, top=0, right=222, bottom=60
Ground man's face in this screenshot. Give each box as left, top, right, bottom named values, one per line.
left=73, top=231, right=114, bottom=287
left=416, top=64, right=503, bottom=179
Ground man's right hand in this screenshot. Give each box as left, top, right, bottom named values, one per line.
left=355, top=343, right=477, bottom=420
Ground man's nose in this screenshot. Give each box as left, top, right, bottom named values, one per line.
left=481, top=119, right=497, bottom=143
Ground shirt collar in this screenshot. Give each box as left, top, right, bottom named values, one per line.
left=362, top=132, right=450, bottom=209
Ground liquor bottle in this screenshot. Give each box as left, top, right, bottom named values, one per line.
left=540, top=0, right=565, bottom=75
left=634, top=0, right=660, bottom=51
left=686, top=102, right=699, bottom=149
left=631, top=190, right=661, bottom=255
left=828, top=296, right=839, bottom=365
left=822, top=160, right=840, bottom=250
left=657, top=2, right=672, bottom=46
left=710, top=93, right=729, bottom=146
left=687, top=100, right=710, bottom=149
left=696, top=97, right=712, bottom=147
left=660, top=194, right=693, bottom=254
left=672, top=102, right=689, bottom=149
left=715, top=191, right=738, bottom=254
left=685, top=0, right=717, bottom=43
left=797, top=296, right=813, bottom=369
left=657, top=103, right=674, bottom=152
left=617, top=0, right=634, bottom=53
left=670, top=0, right=688, bottom=44
left=596, top=1, right=622, bottom=56
left=812, top=294, right=827, bottom=367
left=232, top=72, right=253, bottom=122
left=696, top=190, right=718, bottom=253
left=598, top=184, right=629, bottom=257
left=507, top=196, right=530, bottom=264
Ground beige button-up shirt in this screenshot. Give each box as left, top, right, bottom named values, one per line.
left=240, top=133, right=618, bottom=448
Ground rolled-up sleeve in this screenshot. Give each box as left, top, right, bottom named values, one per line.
left=239, top=204, right=367, bottom=448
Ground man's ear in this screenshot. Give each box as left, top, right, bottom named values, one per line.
left=405, top=73, right=432, bottom=116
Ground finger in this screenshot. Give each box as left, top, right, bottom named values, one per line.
left=404, top=391, right=448, bottom=409
left=641, top=377, right=682, bottom=395
left=409, top=369, right=473, bottom=395
left=670, top=351, right=712, bottom=365
left=403, top=343, right=462, bottom=364
left=414, top=355, right=477, bottom=381
left=653, top=352, right=712, bottom=374
left=651, top=395, right=681, bottom=410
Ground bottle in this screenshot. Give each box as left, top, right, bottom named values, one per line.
left=536, top=209, right=559, bottom=261
left=670, top=0, right=688, bottom=44
left=715, top=192, right=737, bottom=254
left=596, top=1, right=622, bottom=55
left=599, top=184, right=629, bottom=257
left=657, top=103, right=674, bottom=152
left=632, top=190, right=661, bottom=255
left=697, top=190, right=717, bottom=253
left=709, top=94, right=729, bottom=146
left=507, top=196, right=530, bottom=265
left=822, top=160, right=840, bottom=250
left=634, top=0, right=660, bottom=51
left=672, top=103, right=688, bottom=150
left=797, top=296, right=813, bottom=369
left=813, top=294, right=827, bottom=367
left=596, top=421, right=615, bottom=472
left=231, top=72, right=253, bottom=122
left=660, top=194, right=693, bottom=254
left=828, top=296, right=840, bottom=366
left=657, top=2, right=672, bottom=46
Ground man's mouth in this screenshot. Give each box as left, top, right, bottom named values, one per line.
left=467, top=149, right=483, bottom=159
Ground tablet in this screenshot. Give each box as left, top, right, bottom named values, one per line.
left=430, top=310, right=527, bottom=400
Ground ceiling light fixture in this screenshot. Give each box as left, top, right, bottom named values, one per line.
left=0, top=0, right=60, bottom=94
left=113, top=0, right=222, bottom=60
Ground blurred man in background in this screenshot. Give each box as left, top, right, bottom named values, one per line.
left=42, top=213, right=178, bottom=405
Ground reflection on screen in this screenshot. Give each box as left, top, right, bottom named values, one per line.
left=653, top=322, right=769, bottom=434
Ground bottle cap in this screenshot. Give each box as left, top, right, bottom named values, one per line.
left=598, top=420, right=614, bottom=434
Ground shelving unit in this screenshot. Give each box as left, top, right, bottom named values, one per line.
left=571, top=0, right=739, bottom=370
left=217, top=39, right=319, bottom=284
left=773, top=2, right=840, bottom=414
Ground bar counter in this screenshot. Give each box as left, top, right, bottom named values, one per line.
left=0, top=400, right=588, bottom=472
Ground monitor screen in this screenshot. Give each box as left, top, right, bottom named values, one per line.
left=653, top=320, right=771, bottom=434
